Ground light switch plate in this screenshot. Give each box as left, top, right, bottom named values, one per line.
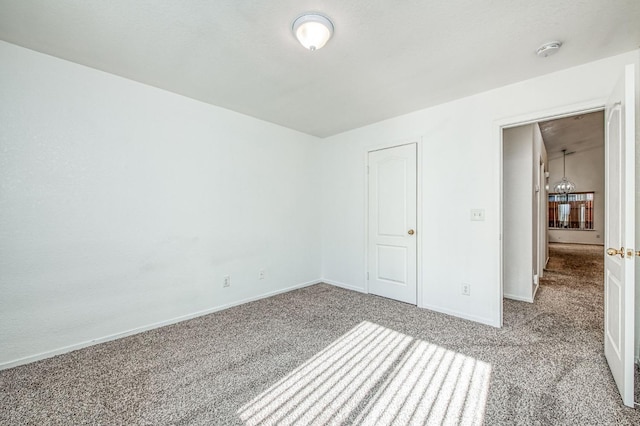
left=470, top=209, right=485, bottom=221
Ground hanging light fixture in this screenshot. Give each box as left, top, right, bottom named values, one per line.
left=553, top=149, right=576, bottom=194
left=292, top=13, right=334, bottom=51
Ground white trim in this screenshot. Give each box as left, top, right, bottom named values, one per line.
left=498, top=124, right=504, bottom=327
left=421, top=303, right=500, bottom=328
left=504, top=293, right=535, bottom=303
left=0, top=279, right=321, bottom=371
left=494, top=99, right=607, bottom=129
left=416, top=139, right=424, bottom=308
left=533, top=282, right=540, bottom=300
left=322, top=279, right=367, bottom=293
left=364, top=139, right=423, bottom=307
left=496, top=98, right=607, bottom=328
left=621, top=62, right=636, bottom=407
left=363, top=150, right=370, bottom=294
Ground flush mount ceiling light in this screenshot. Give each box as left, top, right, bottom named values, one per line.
left=536, top=41, right=562, bottom=57
left=292, top=13, right=334, bottom=51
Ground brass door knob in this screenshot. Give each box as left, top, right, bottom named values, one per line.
left=606, top=247, right=625, bottom=258
left=408, top=229, right=415, bottom=235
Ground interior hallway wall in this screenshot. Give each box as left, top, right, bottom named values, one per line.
left=503, top=124, right=534, bottom=302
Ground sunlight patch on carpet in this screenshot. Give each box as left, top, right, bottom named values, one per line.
left=237, top=321, right=491, bottom=425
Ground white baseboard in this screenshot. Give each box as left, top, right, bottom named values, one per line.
left=532, top=283, right=540, bottom=300
left=0, top=279, right=322, bottom=371
left=323, top=280, right=498, bottom=327
left=504, top=292, right=534, bottom=303
left=322, top=279, right=367, bottom=294
left=421, top=303, right=500, bottom=328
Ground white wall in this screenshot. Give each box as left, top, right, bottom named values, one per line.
left=320, top=49, right=640, bottom=327
left=2, top=40, right=639, bottom=366
left=548, top=146, right=605, bottom=244
left=0, top=41, right=322, bottom=367
left=502, top=122, right=546, bottom=302
left=503, top=125, right=534, bottom=302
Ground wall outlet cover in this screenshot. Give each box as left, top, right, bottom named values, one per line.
left=470, top=209, right=485, bottom=221
left=461, top=283, right=471, bottom=296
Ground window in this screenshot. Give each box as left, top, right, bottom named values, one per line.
left=548, top=192, right=594, bottom=230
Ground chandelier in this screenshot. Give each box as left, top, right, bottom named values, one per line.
left=553, top=149, right=576, bottom=194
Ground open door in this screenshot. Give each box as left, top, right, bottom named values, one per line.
left=604, top=63, right=636, bottom=407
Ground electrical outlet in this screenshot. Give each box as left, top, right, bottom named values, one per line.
left=470, top=209, right=485, bottom=221
left=223, top=275, right=230, bottom=288
left=258, top=269, right=265, bottom=280
left=461, top=283, right=470, bottom=296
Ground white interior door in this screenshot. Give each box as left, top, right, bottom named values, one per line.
left=367, top=143, right=417, bottom=305
left=604, top=63, right=636, bottom=407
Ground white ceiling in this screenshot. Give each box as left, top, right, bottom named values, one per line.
left=539, top=111, right=604, bottom=160
left=0, top=1, right=639, bottom=138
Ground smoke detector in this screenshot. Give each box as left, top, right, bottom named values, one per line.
left=536, top=41, right=562, bottom=58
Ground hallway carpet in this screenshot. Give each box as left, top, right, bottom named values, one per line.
left=1, top=243, right=639, bottom=424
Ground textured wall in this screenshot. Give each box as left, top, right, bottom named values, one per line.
left=320, top=50, right=640, bottom=327
left=548, top=146, right=605, bottom=245
left=2, top=40, right=639, bottom=367
left=503, top=125, right=534, bottom=302
left=0, top=42, right=322, bottom=367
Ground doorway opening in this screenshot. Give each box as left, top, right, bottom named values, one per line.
left=500, top=105, right=637, bottom=406
left=498, top=64, right=637, bottom=408
left=501, top=108, right=604, bottom=309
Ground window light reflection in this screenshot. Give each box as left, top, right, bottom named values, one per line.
left=238, top=321, right=491, bottom=425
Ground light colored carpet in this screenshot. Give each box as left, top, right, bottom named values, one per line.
left=1, top=243, right=639, bottom=424
left=238, top=321, right=490, bottom=425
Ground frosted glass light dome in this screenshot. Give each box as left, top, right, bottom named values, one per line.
left=293, top=14, right=334, bottom=51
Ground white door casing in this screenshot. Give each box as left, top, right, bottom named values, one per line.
left=539, top=160, right=546, bottom=280
left=367, top=143, right=417, bottom=305
left=604, top=63, right=636, bottom=407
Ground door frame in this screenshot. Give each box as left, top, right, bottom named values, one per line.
left=496, top=99, right=606, bottom=326
left=364, top=138, right=423, bottom=307
left=533, top=155, right=545, bottom=296
left=537, top=156, right=546, bottom=280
